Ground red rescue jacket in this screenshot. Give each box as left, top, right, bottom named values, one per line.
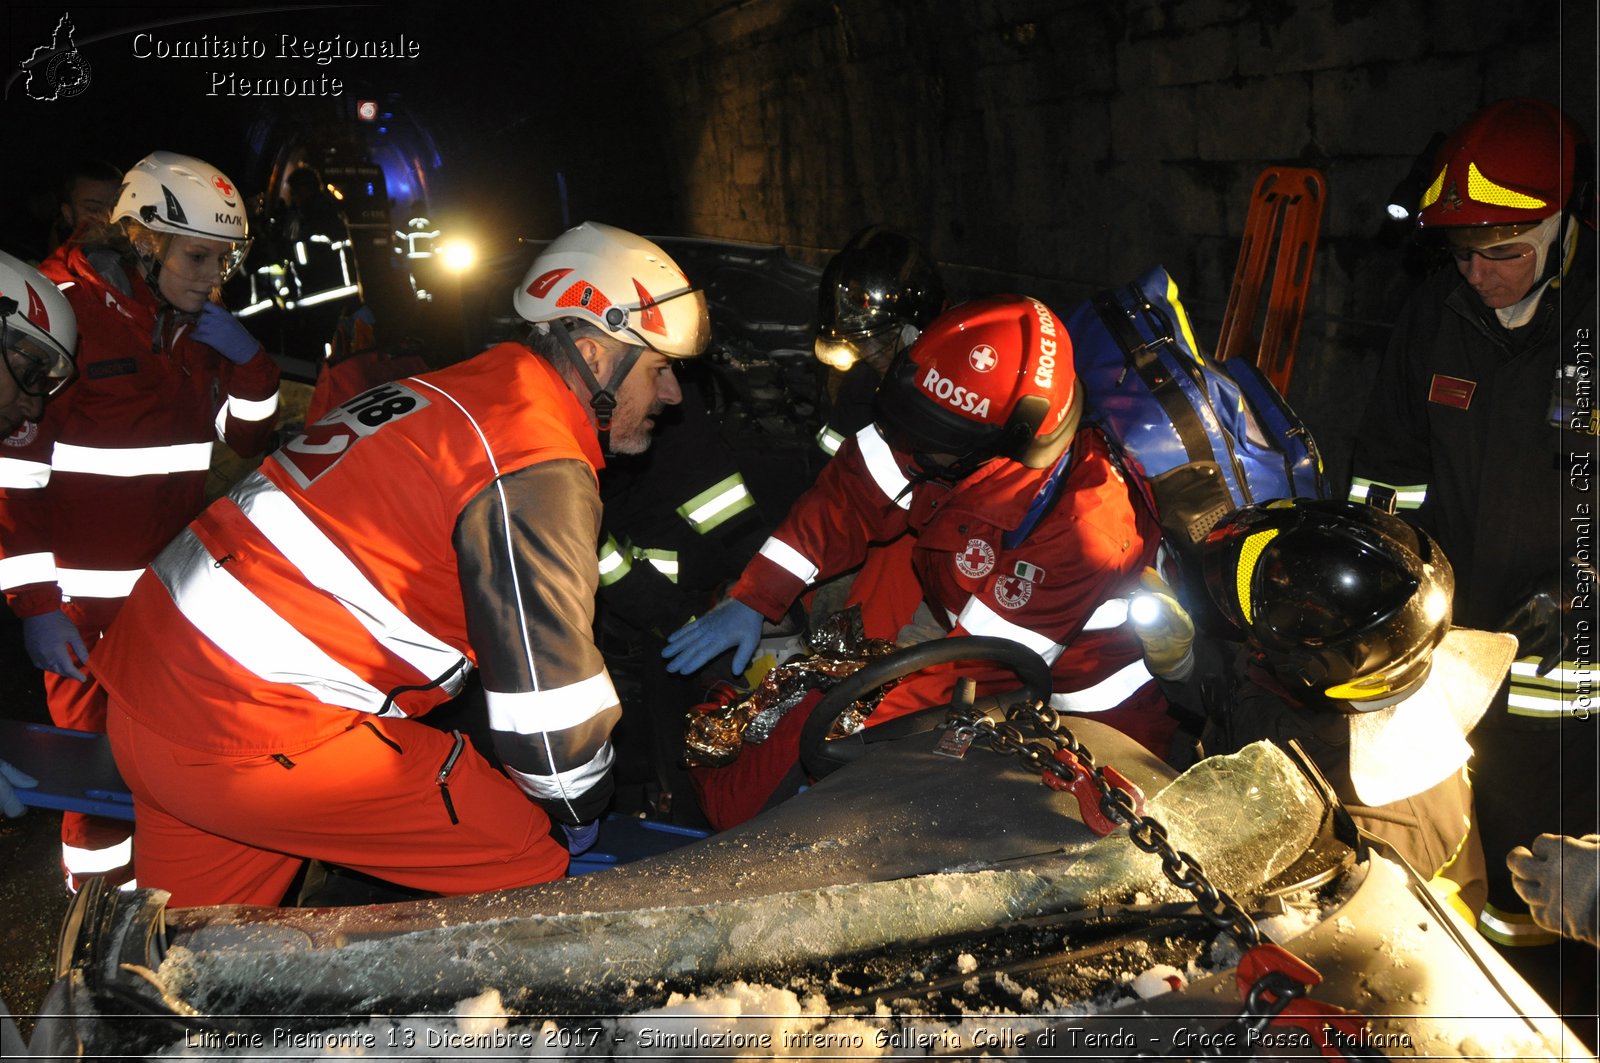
left=0, top=244, right=279, bottom=618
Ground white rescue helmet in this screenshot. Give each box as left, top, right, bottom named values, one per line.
left=113, top=151, right=251, bottom=279
left=0, top=249, right=78, bottom=397
left=514, top=221, right=709, bottom=358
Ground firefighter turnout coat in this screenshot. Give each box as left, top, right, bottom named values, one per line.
left=93, top=344, right=621, bottom=902
left=730, top=423, right=1171, bottom=753
left=1348, top=233, right=1598, bottom=952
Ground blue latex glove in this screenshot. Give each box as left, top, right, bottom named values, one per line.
left=193, top=301, right=261, bottom=364
left=563, top=820, right=600, bottom=857
left=22, top=609, right=87, bottom=681
left=662, top=598, right=764, bottom=676
left=1, top=758, right=37, bottom=818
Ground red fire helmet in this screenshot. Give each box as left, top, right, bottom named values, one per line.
left=1417, top=97, right=1589, bottom=231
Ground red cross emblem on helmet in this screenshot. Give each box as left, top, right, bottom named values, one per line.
left=213, top=175, right=235, bottom=198
left=968, top=344, right=997, bottom=372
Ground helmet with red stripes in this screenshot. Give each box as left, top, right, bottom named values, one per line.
left=514, top=222, right=709, bottom=358
left=0, top=249, right=77, bottom=397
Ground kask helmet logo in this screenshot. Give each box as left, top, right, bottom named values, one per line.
left=25, top=282, right=50, bottom=329
left=527, top=268, right=572, bottom=299
left=161, top=188, right=187, bottom=226
left=633, top=279, right=664, bottom=336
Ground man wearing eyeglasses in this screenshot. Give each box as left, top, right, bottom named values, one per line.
left=0, top=251, right=78, bottom=435
left=0, top=246, right=78, bottom=456
left=1347, top=98, right=1597, bottom=1029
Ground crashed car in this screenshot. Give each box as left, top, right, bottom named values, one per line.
left=27, top=633, right=1593, bottom=1061
left=16, top=241, right=1594, bottom=1060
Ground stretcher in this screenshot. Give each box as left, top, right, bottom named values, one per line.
left=0, top=716, right=703, bottom=870
left=0, top=718, right=134, bottom=820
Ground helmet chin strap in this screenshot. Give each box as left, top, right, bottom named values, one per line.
left=546, top=321, right=643, bottom=456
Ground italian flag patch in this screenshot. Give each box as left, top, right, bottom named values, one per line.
left=1013, top=561, right=1045, bottom=583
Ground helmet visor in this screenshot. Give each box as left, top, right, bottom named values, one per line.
left=616, top=285, right=709, bottom=358
left=4, top=324, right=75, bottom=397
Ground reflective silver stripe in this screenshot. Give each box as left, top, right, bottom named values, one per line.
left=1478, top=904, right=1559, bottom=946
left=288, top=283, right=361, bottom=309
left=1348, top=477, right=1427, bottom=510
left=816, top=426, right=844, bottom=456
left=597, top=540, right=631, bottom=586
left=412, top=376, right=603, bottom=822
left=0, top=552, right=56, bottom=590
left=956, top=596, right=1063, bottom=663
left=758, top=536, right=818, bottom=585
left=484, top=672, right=619, bottom=734
left=0, top=457, right=51, bottom=489
left=1082, top=598, right=1129, bottom=631
left=677, top=474, right=755, bottom=533
left=232, top=472, right=468, bottom=692
left=1510, top=659, right=1588, bottom=685
left=855, top=425, right=911, bottom=510
left=503, top=742, right=615, bottom=803
left=155, top=528, right=395, bottom=713
left=57, top=567, right=142, bottom=599
left=1508, top=657, right=1589, bottom=717
left=1049, top=658, right=1156, bottom=714
left=52, top=440, right=213, bottom=478
left=61, top=837, right=133, bottom=875
left=228, top=392, right=280, bottom=423
left=640, top=549, right=679, bottom=582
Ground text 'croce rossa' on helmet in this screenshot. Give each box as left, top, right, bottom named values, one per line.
left=814, top=225, right=947, bottom=372
left=113, top=151, right=252, bottom=281
left=1200, top=499, right=1454, bottom=711
left=1416, top=97, right=1592, bottom=243
left=0, top=249, right=78, bottom=398
left=873, top=294, right=1083, bottom=478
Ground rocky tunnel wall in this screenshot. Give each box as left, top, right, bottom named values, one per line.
left=595, top=0, right=1591, bottom=487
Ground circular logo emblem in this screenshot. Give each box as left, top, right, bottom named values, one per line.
left=4, top=421, right=39, bottom=448
left=994, top=575, right=1034, bottom=610
left=357, top=100, right=380, bottom=122
left=955, top=538, right=995, bottom=579
left=46, top=51, right=92, bottom=100
left=968, top=344, right=998, bottom=373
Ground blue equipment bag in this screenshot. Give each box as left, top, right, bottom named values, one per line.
left=1066, top=265, right=1328, bottom=553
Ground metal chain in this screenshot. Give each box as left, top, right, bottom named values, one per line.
left=950, top=699, right=1261, bottom=950
left=947, top=700, right=1375, bottom=1061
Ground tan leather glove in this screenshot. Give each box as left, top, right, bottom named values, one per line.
left=1507, top=833, right=1600, bottom=947
left=1129, top=567, right=1196, bottom=681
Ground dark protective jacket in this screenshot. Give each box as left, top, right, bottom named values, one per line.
left=92, top=344, right=619, bottom=825
left=1349, top=230, right=1597, bottom=722
left=597, top=389, right=767, bottom=635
